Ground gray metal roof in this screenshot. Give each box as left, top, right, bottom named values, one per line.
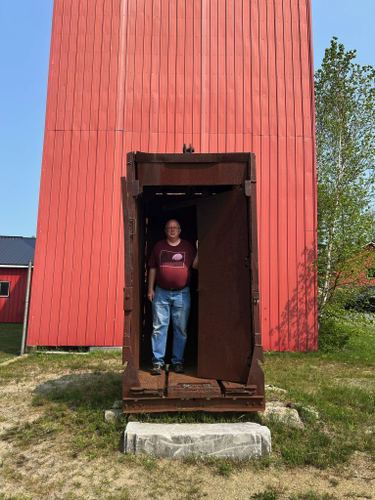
left=0, top=236, right=36, bottom=266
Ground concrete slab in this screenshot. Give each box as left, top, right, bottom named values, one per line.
left=123, top=422, right=271, bottom=458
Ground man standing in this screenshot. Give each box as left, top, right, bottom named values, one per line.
left=147, top=219, right=198, bottom=375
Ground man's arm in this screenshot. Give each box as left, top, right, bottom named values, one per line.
left=147, top=267, right=156, bottom=301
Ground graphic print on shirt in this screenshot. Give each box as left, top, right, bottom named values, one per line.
left=159, top=250, right=185, bottom=268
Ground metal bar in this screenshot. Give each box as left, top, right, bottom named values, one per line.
left=20, top=260, right=32, bottom=355
left=122, top=396, right=265, bottom=413
left=134, top=152, right=251, bottom=163
left=246, top=154, right=264, bottom=394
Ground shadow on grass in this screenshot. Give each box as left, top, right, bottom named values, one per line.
left=0, top=371, right=124, bottom=457
left=0, top=322, right=23, bottom=361
left=33, top=371, right=122, bottom=410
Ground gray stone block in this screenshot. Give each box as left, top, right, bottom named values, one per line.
left=123, top=422, right=271, bottom=458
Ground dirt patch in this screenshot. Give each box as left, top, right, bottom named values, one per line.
left=1, top=368, right=375, bottom=499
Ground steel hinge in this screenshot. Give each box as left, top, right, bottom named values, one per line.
left=132, top=180, right=141, bottom=197
left=244, top=180, right=252, bottom=197
left=129, top=218, right=136, bottom=235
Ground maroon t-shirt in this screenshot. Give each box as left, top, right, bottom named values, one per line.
left=148, top=239, right=196, bottom=289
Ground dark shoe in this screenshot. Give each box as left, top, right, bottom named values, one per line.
left=151, top=364, right=162, bottom=375
left=172, top=363, right=184, bottom=374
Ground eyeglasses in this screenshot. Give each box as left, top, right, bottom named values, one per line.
left=166, top=226, right=180, bottom=230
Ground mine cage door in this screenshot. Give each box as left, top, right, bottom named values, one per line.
left=121, top=152, right=264, bottom=413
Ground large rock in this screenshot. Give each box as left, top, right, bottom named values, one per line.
left=123, top=422, right=271, bottom=458
left=260, top=402, right=304, bottom=429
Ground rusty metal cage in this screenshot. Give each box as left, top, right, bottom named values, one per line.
left=121, top=152, right=264, bottom=412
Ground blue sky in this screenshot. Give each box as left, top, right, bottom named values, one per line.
left=1, top=0, right=374, bottom=237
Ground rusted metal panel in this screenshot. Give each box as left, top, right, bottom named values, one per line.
left=127, top=370, right=165, bottom=399
left=247, top=155, right=262, bottom=391
left=167, top=371, right=222, bottom=399
left=28, top=0, right=316, bottom=353
left=121, top=170, right=139, bottom=365
left=221, top=382, right=256, bottom=397
left=137, top=163, right=246, bottom=187
left=127, top=155, right=142, bottom=366
left=197, top=189, right=251, bottom=384
left=136, top=153, right=249, bottom=187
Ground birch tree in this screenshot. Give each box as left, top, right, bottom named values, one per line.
left=315, top=38, right=375, bottom=320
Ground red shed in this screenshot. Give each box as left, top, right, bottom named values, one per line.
left=27, top=0, right=317, bottom=351
left=0, top=236, right=35, bottom=323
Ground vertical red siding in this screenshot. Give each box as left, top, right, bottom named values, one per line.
left=0, top=269, right=28, bottom=323
left=28, top=0, right=317, bottom=350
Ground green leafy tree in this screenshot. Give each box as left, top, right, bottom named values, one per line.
left=315, top=37, right=375, bottom=322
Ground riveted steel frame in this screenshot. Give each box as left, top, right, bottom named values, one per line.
left=121, top=152, right=264, bottom=412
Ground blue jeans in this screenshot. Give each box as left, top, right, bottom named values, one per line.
left=151, top=285, right=190, bottom=366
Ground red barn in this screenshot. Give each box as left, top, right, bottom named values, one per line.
left=27, top=0, right=317, bottom=351
left=336, top=243, right=375, bottom=288
left=0, top=236, right=35, bottom=323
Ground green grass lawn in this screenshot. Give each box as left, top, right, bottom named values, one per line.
left=1, top=314, right=375, bottom=469
left=1, top=315, right=375, bottom=498
left=0, top=322, right=23, bottom=363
